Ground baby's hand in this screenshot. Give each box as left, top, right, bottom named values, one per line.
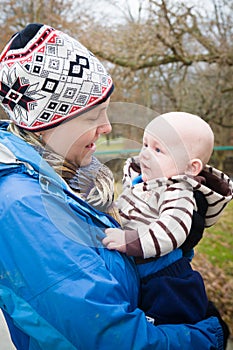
left=102, top=228, right=126, bottom=253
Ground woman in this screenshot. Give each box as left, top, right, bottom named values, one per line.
left=0, top=23, right=225, bottom=349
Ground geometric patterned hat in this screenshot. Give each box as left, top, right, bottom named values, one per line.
left=0, top=24, right=114, bottom=131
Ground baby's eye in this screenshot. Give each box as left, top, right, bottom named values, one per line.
left=143, top=143, right=148, bottom=147
left=155, top=147, right=161, bottom=153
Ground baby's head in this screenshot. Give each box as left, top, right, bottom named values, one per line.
left=139, top=112, right=214, bottom=181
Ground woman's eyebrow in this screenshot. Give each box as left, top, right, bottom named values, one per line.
left=100, top=105, right=108, bottom=111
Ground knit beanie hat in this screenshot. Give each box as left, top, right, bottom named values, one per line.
left=0, top=24, right=113, bottom=131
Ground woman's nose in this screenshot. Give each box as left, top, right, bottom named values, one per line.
left=97, top=117, right=112, bottom=135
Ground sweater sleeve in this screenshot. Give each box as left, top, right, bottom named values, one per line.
left=128, top=181, right=195, bottom=259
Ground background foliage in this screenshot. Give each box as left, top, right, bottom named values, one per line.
left=0, top=0, right=232, bottom=168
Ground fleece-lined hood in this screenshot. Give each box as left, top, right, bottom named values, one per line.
left=181, top=165, right=232, bottom=227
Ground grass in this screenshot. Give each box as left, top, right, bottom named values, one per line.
left=96, top=136, right=125, bottom=152
left=195, top=200, right=233, bottom=276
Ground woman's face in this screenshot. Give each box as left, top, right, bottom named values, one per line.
left=40, top=98, right=111, bottom=167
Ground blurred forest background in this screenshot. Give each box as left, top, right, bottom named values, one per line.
left=0, top=0, right=232, bottom=340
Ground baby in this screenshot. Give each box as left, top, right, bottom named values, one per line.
left=103, top=111, right=233, bottom=325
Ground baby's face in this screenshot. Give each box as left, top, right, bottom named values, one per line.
left=139, top=112, right=214, bottom=182
left=139, top=129, right=188, bottom=182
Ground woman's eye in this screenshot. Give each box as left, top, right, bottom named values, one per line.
left=144, top=143, right=148, bottom=147
left=88, top=116, right=99, bottom=121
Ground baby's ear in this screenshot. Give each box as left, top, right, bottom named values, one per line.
left=185, top=159, right=203, bottom=176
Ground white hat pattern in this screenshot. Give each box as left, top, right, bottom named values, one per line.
left=0, top=25, right=113, bottom=130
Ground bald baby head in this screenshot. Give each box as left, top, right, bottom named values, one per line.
left=142, top=112, right=214, bottom=179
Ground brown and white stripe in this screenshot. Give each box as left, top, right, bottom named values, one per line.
left=117, top=159, right=233, bottom=259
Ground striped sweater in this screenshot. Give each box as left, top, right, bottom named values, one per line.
left=116, top=157, right=233, bottom=259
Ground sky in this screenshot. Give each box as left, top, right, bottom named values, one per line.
left=82, top=0, right=216, bottom=27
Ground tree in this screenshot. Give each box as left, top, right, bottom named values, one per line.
left=0, top=0, right=92, bottom=52
left=0, top=0, right=232, bottom=160
left=79, top=0, right=233, bottom=158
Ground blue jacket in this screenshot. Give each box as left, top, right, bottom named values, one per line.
left=0, top=122, right=223, bottom=349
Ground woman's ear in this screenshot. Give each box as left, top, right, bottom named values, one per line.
left=185, top=159, right=203, bottom=176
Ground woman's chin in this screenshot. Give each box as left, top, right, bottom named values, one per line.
left=80, top=156, right=93, bottom=167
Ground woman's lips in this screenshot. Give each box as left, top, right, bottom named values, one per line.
left=86, top=142, right=96, bottom=152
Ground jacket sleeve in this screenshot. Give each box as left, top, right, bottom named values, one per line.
left=0, top=174, right=223, bottom=350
